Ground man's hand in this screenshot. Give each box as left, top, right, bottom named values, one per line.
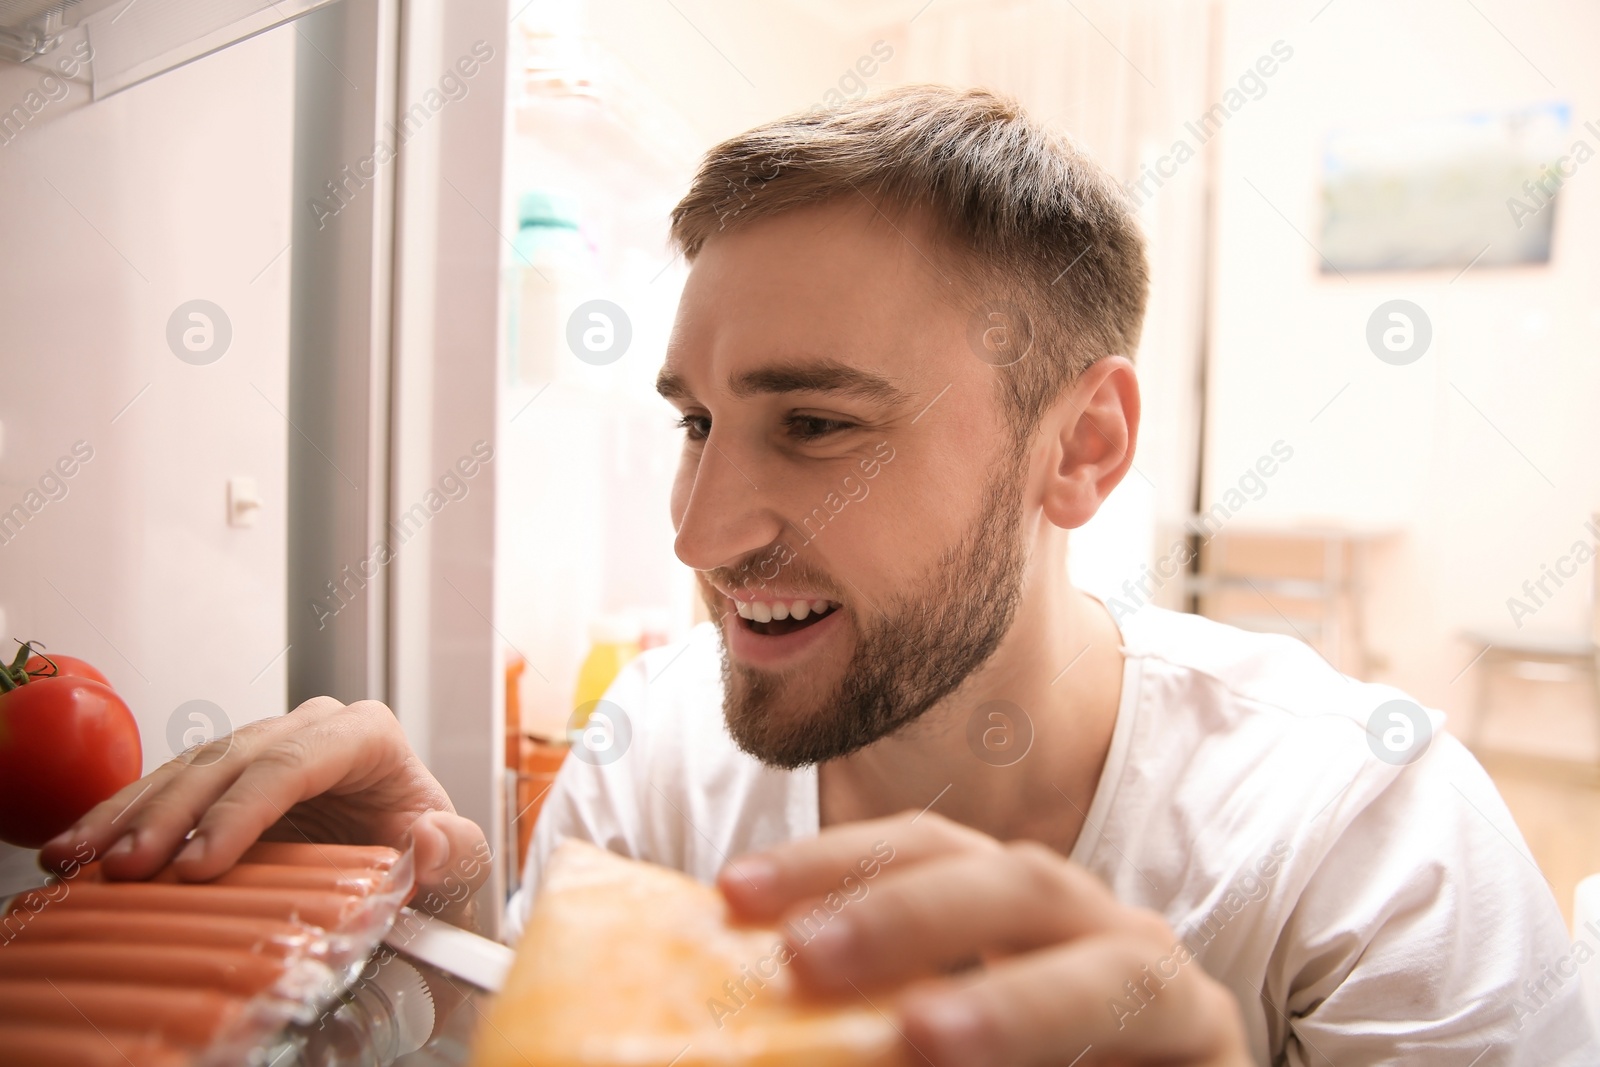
left=37, top=697, right=490, bottom=916
left=718, top=812, right=1251, bottom=1067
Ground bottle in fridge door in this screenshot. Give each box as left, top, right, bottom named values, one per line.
left=508, top=189, right=594, bottom=388
left=570, top=613, right=641, bottom=732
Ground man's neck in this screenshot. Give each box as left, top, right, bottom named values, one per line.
left=817, top=574, right=1126, bottom=857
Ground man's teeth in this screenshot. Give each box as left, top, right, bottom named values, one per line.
left=733, top=599, right=835, bottom=622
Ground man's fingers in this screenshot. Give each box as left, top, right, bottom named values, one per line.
left=38, top=706, right=314, bottom=880
left=36, top=694, right=486, bottom=911
left=897, top=933, right=1250, bottom=1067
left=38, top=757, right=191, bottom=872
left=44, top=696, right=377, bottom=881
left=166, top=701, right=411, bottom=881
left=719, top=810, right=999, bottom=919
left=97, top=697, right=362, bottom=879
left=410, top=809, right=492, bottom=892
left=783, top=842, right=1143, bottom=994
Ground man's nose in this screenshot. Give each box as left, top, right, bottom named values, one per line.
left=673, top=439, right=785, bottom=575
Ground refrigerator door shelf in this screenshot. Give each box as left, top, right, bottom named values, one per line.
left=3, top=0, right=341, bottom=98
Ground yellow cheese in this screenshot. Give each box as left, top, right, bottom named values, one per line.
left=471, top=840, right=909, bottom=1067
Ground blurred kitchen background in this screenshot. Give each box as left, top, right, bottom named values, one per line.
left=0, top=0, right=1597, bottom=931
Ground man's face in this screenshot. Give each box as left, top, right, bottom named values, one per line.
left=658, top=200, right=1032, bottom=767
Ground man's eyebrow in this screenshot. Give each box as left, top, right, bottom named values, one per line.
left=656, top=367, right=691, bottom=401
left=656, top=359, right=912, bottom=406
left=728, top=360, right=910, bottom=405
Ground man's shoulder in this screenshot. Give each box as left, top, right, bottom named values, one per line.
left=1097, top=605, right=1458, bottom=893
left=1101, top=608, right=1531, bottom=944
left=1099, top=609, right=1594, bottom=1061
left=1117, top=604, right=1429, bottom=737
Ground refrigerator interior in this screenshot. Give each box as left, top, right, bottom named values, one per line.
left=495, top=7, right=705, bottom=746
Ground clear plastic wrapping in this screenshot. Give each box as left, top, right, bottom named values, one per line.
left=0, top=841, right=417, bottom=1067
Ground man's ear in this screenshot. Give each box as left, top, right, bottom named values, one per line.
left=1038, top=356, right=1140, bottom=530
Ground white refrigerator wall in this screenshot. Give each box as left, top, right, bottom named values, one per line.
left=0, top=27, right=295, bottom=881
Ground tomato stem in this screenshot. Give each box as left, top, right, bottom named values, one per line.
left=24, top=646, right=59, bottom=680
left=1, top=640, right=49, bottom=691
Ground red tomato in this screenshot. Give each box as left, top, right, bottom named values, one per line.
left=0, top=677, right=142, bottom=849
left=24, top=653, right=112, bottom=689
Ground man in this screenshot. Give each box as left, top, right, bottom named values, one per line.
left=45, top=87, right=1596, bottom=1065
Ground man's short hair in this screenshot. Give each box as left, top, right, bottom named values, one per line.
left=668, top=84, right=1149, bottom=438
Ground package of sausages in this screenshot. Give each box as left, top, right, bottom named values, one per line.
left=0, top=841, right=416, bottom=1067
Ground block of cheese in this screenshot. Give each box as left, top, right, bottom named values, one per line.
left=471, top=841, right=910, bottom=1067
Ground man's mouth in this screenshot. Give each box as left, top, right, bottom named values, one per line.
left=731, top=597, right=841, bottom=637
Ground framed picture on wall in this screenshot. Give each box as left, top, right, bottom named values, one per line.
left=1319, top=101, right=1572, bottom=273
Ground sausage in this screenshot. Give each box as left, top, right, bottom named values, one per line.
left=242, top=840, right=402, bottom=870
left=78, top=859, right=392, bottom=895
left=7, top=881, right=363, bottom=930
left=0, top=1024, right=192, bottom=1067
left=1, top=908, right=328, bottom=959
left=0, top=943, right=307, bottom=999
left=0, top=980, right=249, bottom=1047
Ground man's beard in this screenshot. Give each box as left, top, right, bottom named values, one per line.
left=705, top=456, right=1030, bottom=769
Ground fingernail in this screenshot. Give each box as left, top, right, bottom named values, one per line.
left=903, top=993, right=992, bottom=1067
left=106, top=832, right=138, bottom=858
left=43, top=825, right=80, bottom=851
left=795, top=912, right=854, bottom=965
left=413, top=820, right=447, bottom=873
left=175, top=834, right=206, bottom=864
left=732, top=856, right=777, bottom=893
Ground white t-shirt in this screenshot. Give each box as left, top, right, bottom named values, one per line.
left=510, top=606, right=1599, bottom=1065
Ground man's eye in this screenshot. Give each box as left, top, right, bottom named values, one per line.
left=676, top=414, right=711, bottom=441
left=787, top=415, right=854, bottom=440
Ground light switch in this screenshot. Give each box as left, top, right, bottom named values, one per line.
left=228, top=477, right=262, bottom=528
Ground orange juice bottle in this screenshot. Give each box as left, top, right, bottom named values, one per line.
left=571, top=614, right=640, bottom=729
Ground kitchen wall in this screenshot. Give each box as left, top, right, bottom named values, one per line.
left=0, top=25, right=297, bottom=884
left=1207, top=0, right=1600, bottom=722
